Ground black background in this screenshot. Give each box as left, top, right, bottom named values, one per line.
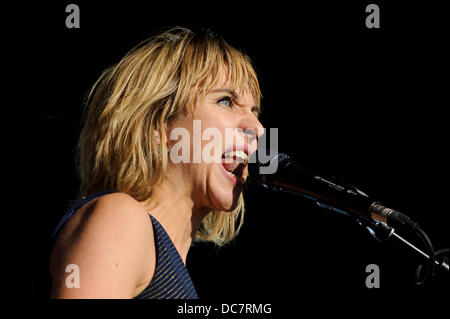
left=8, top=0, right=448, bottom=315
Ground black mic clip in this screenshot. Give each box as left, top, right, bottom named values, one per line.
left=355, top=218, right=394, bottom=242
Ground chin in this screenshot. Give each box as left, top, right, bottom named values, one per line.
left=221, top=201, right=239, bottom=213
left=209, top=189, right=240, bottom=212
left=204, top=163, right=244, bottom=212
left=207, top=179, right=242, bottom=212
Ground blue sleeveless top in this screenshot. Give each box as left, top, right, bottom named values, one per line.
left=33, top=190, right=198, bottom=299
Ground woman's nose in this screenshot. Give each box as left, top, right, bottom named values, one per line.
left=243, top=115, right=263, bottom=139
left=240, top=113, right=264, bottom=147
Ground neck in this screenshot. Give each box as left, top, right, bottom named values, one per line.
left=138, top=175, right=210, bottom=264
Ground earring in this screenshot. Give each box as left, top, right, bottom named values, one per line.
left=157, top=145, right=163, bottom=160
left=154, top=133, right=162, bottom=160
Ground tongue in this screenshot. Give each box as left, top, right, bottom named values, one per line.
left=221, top=161, right=240, bottom=173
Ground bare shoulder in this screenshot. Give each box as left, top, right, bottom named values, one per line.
left=49, top=192, right=156, bottom=298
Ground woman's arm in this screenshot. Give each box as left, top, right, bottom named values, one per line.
left=49, top=192, right=156, bottom=298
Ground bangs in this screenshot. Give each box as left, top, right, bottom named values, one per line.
left=184, top=34, right=261, bottom=112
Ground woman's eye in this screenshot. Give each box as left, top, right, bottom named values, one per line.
left=217, top=96, right=233, bottom=107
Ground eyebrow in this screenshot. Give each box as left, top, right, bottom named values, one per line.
left=210, top=88, right=261, bottom=116
left=211, top=88, right=239, bottom=99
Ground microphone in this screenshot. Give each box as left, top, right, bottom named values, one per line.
left=248, top=152, right=418, bottom=233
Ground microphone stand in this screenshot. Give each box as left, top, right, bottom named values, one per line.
left=358, top=218, right=449, bottom=285
left=304, top=197, right=448, bottom=284
left=310, top=199, right=448, bottom=284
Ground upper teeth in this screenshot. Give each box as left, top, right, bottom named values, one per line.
left=223, top=151, right=248, bottom=164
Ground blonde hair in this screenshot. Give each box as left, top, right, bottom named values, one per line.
left=78, top=26, right=261, bottom=246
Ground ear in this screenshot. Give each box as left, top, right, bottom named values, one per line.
left=153, top=127, right=168, bottom=146
left=153, top=130, right=161, bottom=145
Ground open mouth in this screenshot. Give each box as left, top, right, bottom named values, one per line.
left=221, top=150, right=248, bottom=185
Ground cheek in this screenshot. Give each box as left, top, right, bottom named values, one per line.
left=199, top=119, right=231, bottom=155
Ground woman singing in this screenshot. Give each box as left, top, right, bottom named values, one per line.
left=33, top=26, right=263, bottom=298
